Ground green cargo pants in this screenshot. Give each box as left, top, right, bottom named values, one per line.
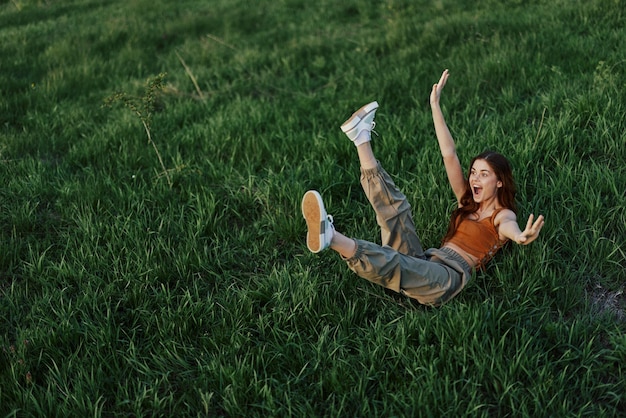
left=344, top=163, right=472, bottom=306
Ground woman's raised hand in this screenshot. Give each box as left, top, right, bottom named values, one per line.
left=430, top=69, right=450, bottom=107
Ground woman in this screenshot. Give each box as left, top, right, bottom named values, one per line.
left=301, top=69, right=545, bottom=306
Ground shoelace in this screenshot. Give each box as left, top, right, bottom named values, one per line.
left=371, top=121, right=378, bottom=137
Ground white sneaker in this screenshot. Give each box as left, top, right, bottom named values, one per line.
left=340, top=101, right=379, bottom=145
left=301, top=190, right=334, bottom=253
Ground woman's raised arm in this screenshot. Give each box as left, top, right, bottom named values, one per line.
left=430, top=69, right=466, bottom=204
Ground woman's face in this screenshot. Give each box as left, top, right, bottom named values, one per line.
left=469, top=159, right=502, bottom=204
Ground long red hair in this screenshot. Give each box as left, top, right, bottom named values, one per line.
left=442, top=151, right=517, bottom=244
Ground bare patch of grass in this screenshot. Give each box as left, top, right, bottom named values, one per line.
left=588, top=280, right=625, bottom=322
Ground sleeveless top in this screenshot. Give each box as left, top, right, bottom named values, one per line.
left=444, top=208, right=507, bottom=269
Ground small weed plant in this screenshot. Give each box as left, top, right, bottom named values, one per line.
left=104, top=73, right=173, bottom=187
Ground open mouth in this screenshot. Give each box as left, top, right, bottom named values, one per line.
left=472, top=185, right=483, bottom=198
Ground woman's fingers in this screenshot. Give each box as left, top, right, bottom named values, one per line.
left=438, top=69, right=449, bottom=89
left=522, top=214, right=545, bottom=243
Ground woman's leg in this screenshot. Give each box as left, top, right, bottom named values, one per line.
left=341, top=103, right=424, bottom=258
left=356, top=142, right=377, bottom=170
left=302, top=191, right=464, bottom=306
left=359, top=144, right=424, bottom=258
left=330, top=230, right=358, bottom=259
left=330, top=230, right=458, bottom=306
left=345, top=239, right=465, bottom=307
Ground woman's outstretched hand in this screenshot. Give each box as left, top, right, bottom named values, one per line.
left=515, top=214, right=545, bottom=245
left=430, top=69, right=450, bottom=107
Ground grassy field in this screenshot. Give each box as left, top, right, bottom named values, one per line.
left=1, top=0, right=625, bottom=416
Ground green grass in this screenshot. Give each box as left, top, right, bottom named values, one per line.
left=1, top=0, right=625, bottom=416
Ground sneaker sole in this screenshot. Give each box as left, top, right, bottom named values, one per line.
left=340, top=101, right=379, bottom=133
left=301, top=190, right=326, bottom=253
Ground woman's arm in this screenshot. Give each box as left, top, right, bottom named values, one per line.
left=430, top=69, right=466, bottom=204
left=497, top=210, right=545, bottom=245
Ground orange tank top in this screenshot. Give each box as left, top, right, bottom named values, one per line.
left=445, top=208, right=507, bottom=268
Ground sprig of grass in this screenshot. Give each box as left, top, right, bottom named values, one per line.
left=103, top=73, right=172, bottom=188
